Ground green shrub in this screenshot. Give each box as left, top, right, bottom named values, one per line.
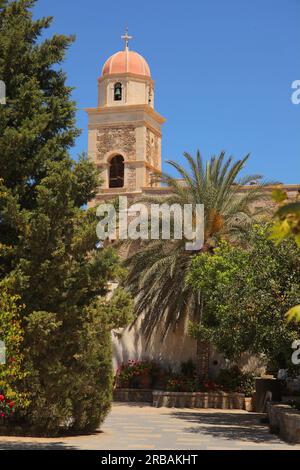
left=116, top=360, right=161, bottom=389
left=15, top=288, right=133, bottom=436
left=216, top=366, right=255, bottom=396
left=180, top=360, right=197, bottom=378
left=187, top=229, right=300, bottom=368
left=166, top=375, right=198, bottom=393
left=0, top=280, right=29, bottom=412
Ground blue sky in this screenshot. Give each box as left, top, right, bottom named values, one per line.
left=33, top=0, right=300, bottom=183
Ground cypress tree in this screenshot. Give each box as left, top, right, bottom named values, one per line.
left=0, top=0, right=132, bottom=435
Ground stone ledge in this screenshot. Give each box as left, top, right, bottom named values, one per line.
left=113, top=388, right=153, bottom=403
left=152, top=391, right=246, bottom=409
left=267, top=402, right=300, bottom=443
left=114, top=389, right=252, bottom=410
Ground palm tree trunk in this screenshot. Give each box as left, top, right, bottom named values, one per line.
left=195, top=292, right=210, bottom=382
left=196, top=339, right=210, bottom=382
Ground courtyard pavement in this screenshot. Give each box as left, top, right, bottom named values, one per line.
left=0, top=402, right=299, bottom=450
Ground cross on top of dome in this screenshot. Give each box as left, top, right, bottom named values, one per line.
left=101, top=29, right=151, bottom=78
left=121, top=27, right=133, bottom=50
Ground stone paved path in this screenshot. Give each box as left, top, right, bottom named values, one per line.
left=0, top=403, right=299, bottom=450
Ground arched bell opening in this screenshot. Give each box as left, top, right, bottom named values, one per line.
left=114, top=82, right=122, bottom=101
left=109, top=155, right=125, bottom=188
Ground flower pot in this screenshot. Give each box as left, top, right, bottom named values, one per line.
left=244, top=397, right=254, bottom=412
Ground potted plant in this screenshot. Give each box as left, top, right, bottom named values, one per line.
left=216, top=366, right=256, bottom=411
left=115, top=360, right=160, bottom=389
left=134, top=361, right=154, bottom=389
left=239, top=375, right=256, bottom=412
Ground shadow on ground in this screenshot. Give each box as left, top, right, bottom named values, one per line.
left=113, top=402, right=152, bottom=408
left=167, top=410, right=292, bottom=445
left=0, top=441, right=77, bottom=450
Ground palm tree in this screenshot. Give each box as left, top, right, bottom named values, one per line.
left=124, top=151, right=269, bottom=380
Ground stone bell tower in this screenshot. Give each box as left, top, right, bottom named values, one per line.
left=86, top=30, right=166, bottom=201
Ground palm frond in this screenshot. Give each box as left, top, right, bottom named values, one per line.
left=122, top=150, right=267, bottom=341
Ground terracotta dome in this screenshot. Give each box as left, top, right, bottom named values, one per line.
left=102, top=50, right=151, bottom=78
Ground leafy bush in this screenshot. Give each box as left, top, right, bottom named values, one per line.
left=116, top=360, right=161, bottom=388
left=270, top=188, right=300, bottom=323
left=166, top=361, right=198, bottom=392
left=180, top=360, right=197, bottom=378
left=0, top=393, right=14, bottom=421
left=187, top=227, right=300, bottom=370
left=0, top=280, right=29, bottom=412
left=18, top=288, right=133, bottom=436
left=166, top=375, right=198, bottom=392
left=216, top=367, right=255, bottom=396
left=198, top=380, right=219, bottom=392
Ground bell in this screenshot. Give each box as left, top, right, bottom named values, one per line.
left=115, top=87, right=121, bottom=99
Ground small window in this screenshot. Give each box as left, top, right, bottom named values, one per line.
left=114, top=83, right=122, bottom=101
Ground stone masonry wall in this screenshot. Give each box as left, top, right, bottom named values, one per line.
left=96, top=126, right=136, bottom=162
left=146, top=128, right=159, bottom=169
left=126, top=165, right=137, bottom=191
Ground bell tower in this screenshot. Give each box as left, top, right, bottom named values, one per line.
left=86, top=30, right=166, bottom=200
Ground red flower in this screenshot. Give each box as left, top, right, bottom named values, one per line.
left=0, top=395, right=5, bottom=402
left=0, top=412, right=5, bottom=417
left=9, top=401, right=14, bottom=409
